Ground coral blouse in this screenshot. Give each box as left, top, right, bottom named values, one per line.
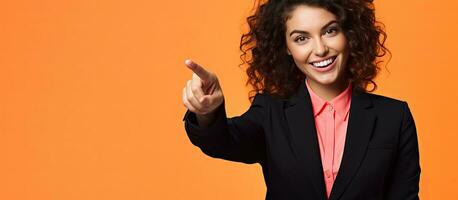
left=306, top=80, right=353, bottom=198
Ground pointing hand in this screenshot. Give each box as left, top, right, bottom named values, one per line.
left=182, top=59, right=224, bottom=117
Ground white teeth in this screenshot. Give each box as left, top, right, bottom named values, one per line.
left=312, top=57, right=335, bottom=67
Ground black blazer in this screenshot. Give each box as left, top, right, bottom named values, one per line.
left=183, top=81, right=421, bottom=200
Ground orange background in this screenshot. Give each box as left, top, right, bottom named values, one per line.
left=1, top=0, right=457, bottom=199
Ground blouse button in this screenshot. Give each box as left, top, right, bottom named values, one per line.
left=325, top=171, right=332, bottom=178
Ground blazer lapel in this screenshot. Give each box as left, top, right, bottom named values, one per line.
left=329, top=89, right=376, bottom=200
left=285, top=81, right=377, bottom=200
left=285, top=81, right=327, bottom=199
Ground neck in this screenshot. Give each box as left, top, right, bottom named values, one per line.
left=306, top=78, right=350, bottom=102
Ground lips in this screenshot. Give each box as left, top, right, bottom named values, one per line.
left=309, top=56, right=338, bottom=72
left=310, top=56, right=337, bottom=68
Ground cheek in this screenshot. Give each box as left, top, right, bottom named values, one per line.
left=291, top=53, right=309, bottom=70
left=288, top=46, right=312, bottom=63
left=291, top=53, right=305, bottom=63
left=328, top=35, right=347, bottom=51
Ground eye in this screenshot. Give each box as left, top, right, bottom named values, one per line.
left=294, top=35, right=308, bottom=43
left=325, top=27, right=339, bottom=35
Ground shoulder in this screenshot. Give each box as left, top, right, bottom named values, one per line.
left=250, top=92, right=290, bottom=108
left=363, top=92, right=413, bottom=121
left=364, top=92, right=408, bottom=109
left=365, top=92, right=406, bottom=106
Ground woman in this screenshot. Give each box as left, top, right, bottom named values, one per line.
left=182, top=0, right=421, bottom=199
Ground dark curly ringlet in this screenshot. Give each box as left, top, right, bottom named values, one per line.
left=240, top=0, right=390, bottom=102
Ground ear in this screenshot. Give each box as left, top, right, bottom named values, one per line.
left=286, top=48, right=291, bottom=55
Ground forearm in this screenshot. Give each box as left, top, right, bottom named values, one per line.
left=182, top=95, right=266, bottom=164
left=196, top=112, right=217, bottom=128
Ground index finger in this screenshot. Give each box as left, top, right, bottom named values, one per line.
left=184, top=59, right=211, bottom=81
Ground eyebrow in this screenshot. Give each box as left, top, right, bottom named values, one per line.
left=289, top=20, right=339, bottom=37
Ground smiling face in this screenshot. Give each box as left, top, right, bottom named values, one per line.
left=285, top=5, right=350, bottom=92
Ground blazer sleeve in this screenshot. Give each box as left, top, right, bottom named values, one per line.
left=385, top=102, right=421, bottom=199
left=182, top=94, right=266, bottom=164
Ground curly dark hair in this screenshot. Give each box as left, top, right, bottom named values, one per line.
left=240, top=0, right=390, bottom=101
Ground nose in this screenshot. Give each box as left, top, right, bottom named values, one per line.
left=313, top=38, right=329, bottom=57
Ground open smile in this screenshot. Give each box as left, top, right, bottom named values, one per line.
left=309, top=56, right=337, bottom=68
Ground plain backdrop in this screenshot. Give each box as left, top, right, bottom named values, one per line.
left=1, top=0, right=457, bottom=199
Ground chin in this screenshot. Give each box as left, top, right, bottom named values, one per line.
left=315, top=78, right=339, bottom=86
left=306, top=70, right=341, bottom=85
